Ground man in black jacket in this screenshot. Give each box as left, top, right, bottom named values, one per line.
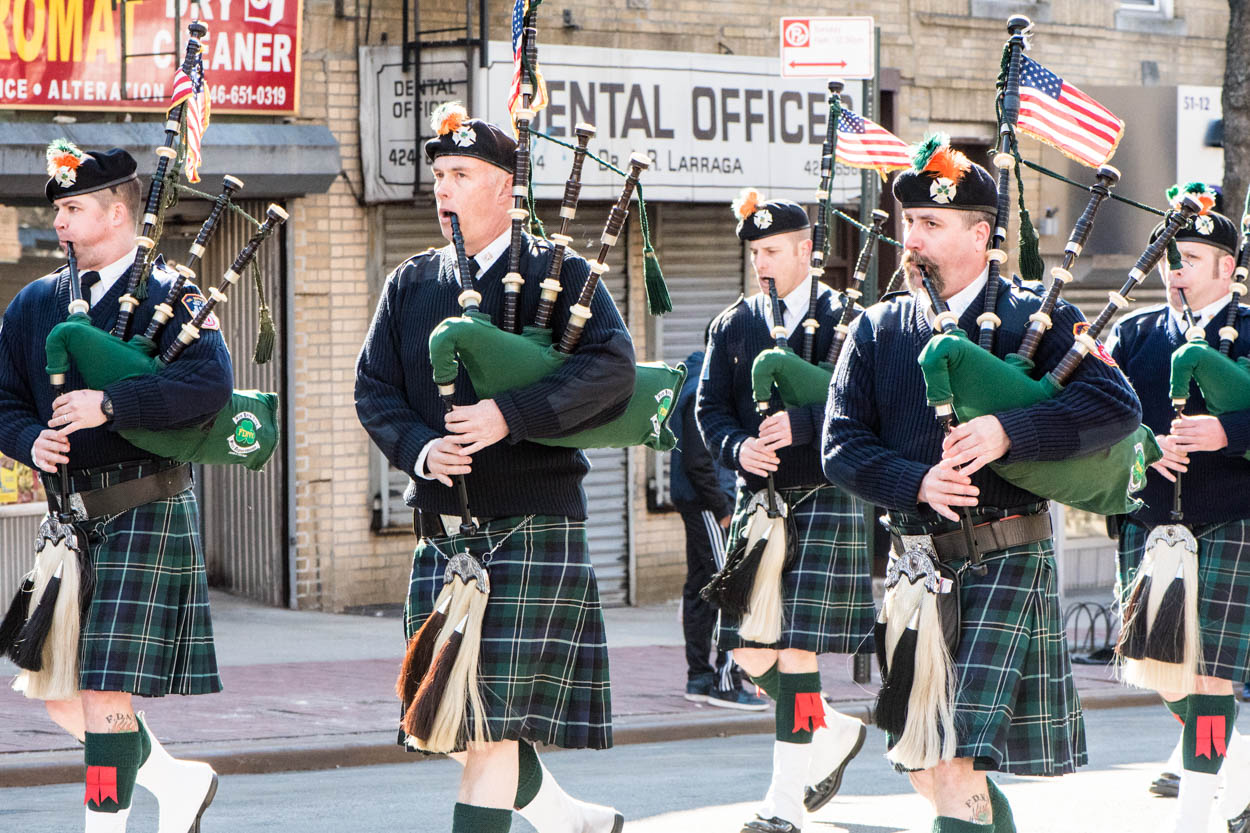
left=671, top=338, right=766, bottom=711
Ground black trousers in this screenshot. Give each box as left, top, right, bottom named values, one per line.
left=680, top=508, right=740, bottom=689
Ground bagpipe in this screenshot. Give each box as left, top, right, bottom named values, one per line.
left=748, top=81, right=891, bottom=411
left=1166, top=203, right=1250, bottom=462
left=915, top=18, right=1171, bottom=517
left=0, top=244, right=93, bottom=702
left=42, top=21, right=283, bottom=472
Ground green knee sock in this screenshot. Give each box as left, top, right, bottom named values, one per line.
left=750, top=662, right=781, bottom=700
left=452, top=803, right=512, bottom=833
left=932, top=817, right=993, bottom=833
left=777, top=671, right=823, bottom=743
left=83, top=731, right=144, bottom=812
left=1182, top=693, right=1237, bottom=775
left=986, top=779, right=1016, bottom=833
left=514, top=740, right=542, bottom=810
left=1164, top=695, right=1189, bottom=723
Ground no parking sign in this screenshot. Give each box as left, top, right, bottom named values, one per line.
left=779, top=16, right=875, bottom=80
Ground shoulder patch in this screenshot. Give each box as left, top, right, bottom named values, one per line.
left=1073, top=321, right=1116, bottom=366
left=180, top=293, right=221, bottom=330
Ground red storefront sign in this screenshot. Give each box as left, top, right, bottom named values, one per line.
left=0, top=0, right=300, bottom=113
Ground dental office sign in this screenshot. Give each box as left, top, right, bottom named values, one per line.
left=0, top=0, right=301, bottom=113
left=362, top=41, right=865, bottom=204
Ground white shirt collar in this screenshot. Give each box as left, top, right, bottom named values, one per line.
left=1169, top=292, right=1234, bottom=333
left=471, top=228, right=513, bottom=276
left=762, top=275, right=832, bottom=334
left=85, top=247, right=138, bottom=307
left=943, top=267, right=990, bottom=320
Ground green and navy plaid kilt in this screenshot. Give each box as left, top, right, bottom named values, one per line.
left=78, top=486, right=220, bottom=697
left=1117, top=518, right=1250, bottom=682
left=404, top=514, right=612, bottom=751
left=716, top=484, right=876, bottom=655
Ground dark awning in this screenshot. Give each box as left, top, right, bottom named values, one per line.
left=0, top=122, right=340, bottom=204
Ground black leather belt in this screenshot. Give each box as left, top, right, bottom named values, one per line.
left=413, top=508, right=492, bottom=539
left=892, top=510, right=1052, bottom=562
left=48, top=464, right=193, bottom=520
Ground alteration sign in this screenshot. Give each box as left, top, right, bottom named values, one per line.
left=779, top=17, right=874, bottom=80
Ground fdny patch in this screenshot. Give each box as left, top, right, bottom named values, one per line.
left=1073, top=321, right=1116, bottom=366
left=180, top=293, right=221, bottom=330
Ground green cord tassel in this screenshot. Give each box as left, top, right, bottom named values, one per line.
left=1167, top=238, right=1183, bottom=271
left=636, top=189, right=671, bottom=315
left=1013, top=154, right=1044, bottom=282
left=251, top=261, right=276, bottom=364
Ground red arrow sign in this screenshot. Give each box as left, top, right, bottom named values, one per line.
left=788, top=60, right=848, bottom=68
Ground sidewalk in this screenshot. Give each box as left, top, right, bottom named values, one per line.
left=0, top=590, right=1154, bottom=786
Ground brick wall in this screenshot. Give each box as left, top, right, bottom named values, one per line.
left=291, top=0, right=1232, bottom=609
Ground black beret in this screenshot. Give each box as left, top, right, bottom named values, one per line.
left=731, top=189, right=811, bottom=242
left=423, top=102, right=516, bottom=173
left=1152, top=183, right=1239, bottom=256
left=44, top=141, right=138, bottom=203
left=892, top=136, right=997, bottom=214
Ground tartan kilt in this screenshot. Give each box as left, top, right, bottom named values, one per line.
left=404, top=514, right=612, bottom=751
left=716, top=484, right=876, bottom=655
left=78, top=487, right=221, bottom=697
left=1117, top=518, right=1250, bottom=682
left=937, top=537, right=1086, bottom=776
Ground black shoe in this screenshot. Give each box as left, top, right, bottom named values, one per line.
left=803, top=723, right=867, bottom=812
left=741, top=816, right=799, bottom=833
left=1149, top=771, right=1180, bottom=798
left=1230, top=803, right=1250, bottom=833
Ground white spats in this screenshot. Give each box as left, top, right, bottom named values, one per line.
left=516, top=760, right=623, bottom=833
left=134, top=713, right=218, bottom=833
left=1220, top=731, right=1250, bottom=820
left=84, top=807, right=130, bottom=833
left=1171, top=769, right=1220, bottom=833
left=807, top=701, right=864, bottom=786
left=759, top=740, right=812, bottom=827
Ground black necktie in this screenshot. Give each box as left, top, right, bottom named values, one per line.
left=469, top=258, right=482, bottom=279
left=777, top=299, right=788, bottom=328
left=79, top=271, right=100, bottom=302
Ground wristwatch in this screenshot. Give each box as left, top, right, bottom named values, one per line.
left=100, top=393, right=114, bottom=422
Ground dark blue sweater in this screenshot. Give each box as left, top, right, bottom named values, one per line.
left=822, top=277, right=1142, bottom=519
left=0, top=260, right=234, bottom=472
left=355, top=234, right=635, bottom=520
left=1109, top=301, right=1250, bottom=525
left=670, top=350, right=735, bottom=516
left=697, top=287, right=844, bottom=493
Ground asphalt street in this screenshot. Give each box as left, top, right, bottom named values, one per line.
left=3, top=705, right=1246, bottom=832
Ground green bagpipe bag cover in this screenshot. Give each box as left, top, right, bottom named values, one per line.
left=750, top=346, right=833, bottom=408
left=1171, top=340, right=1250, bottom=461
left=44, top=314, right=280, bottom=471
left=428, top=310, right=686, bottom=451
left=918, top=329, right=1161, bottom=515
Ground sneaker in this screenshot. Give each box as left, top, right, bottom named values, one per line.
left=708, top=686, right=769, bottom=711
left=685, top=674, right=714, bottom=703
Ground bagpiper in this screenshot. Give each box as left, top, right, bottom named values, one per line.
left=1107, top=183, right=1250, bottom=833
left=821, top=141, right=1142, bottom=832
left=355, top=105, right=632, bottom=833
left=0, top=143, right=230, bottom=832
left=697, top=191, right=875, bottom=833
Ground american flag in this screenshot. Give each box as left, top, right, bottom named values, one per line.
left=168, top=41, right=211, bottom=183
left=835, top=109, right=911, bottom=178
left=508, top=0, right=548, bottom=134
left=1017, top=56, right=1124, bottom=168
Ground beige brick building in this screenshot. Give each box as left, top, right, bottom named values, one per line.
left=0, top=0, right=1233, bottom=610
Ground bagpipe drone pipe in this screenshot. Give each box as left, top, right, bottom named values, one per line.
left=427, top=150, right=686, bottom=453
left=41, top=21, right=283, bottom=471
left=1166, top=206, right=1250, bottom=461
left=915, top=188, right=1203, bottom=517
